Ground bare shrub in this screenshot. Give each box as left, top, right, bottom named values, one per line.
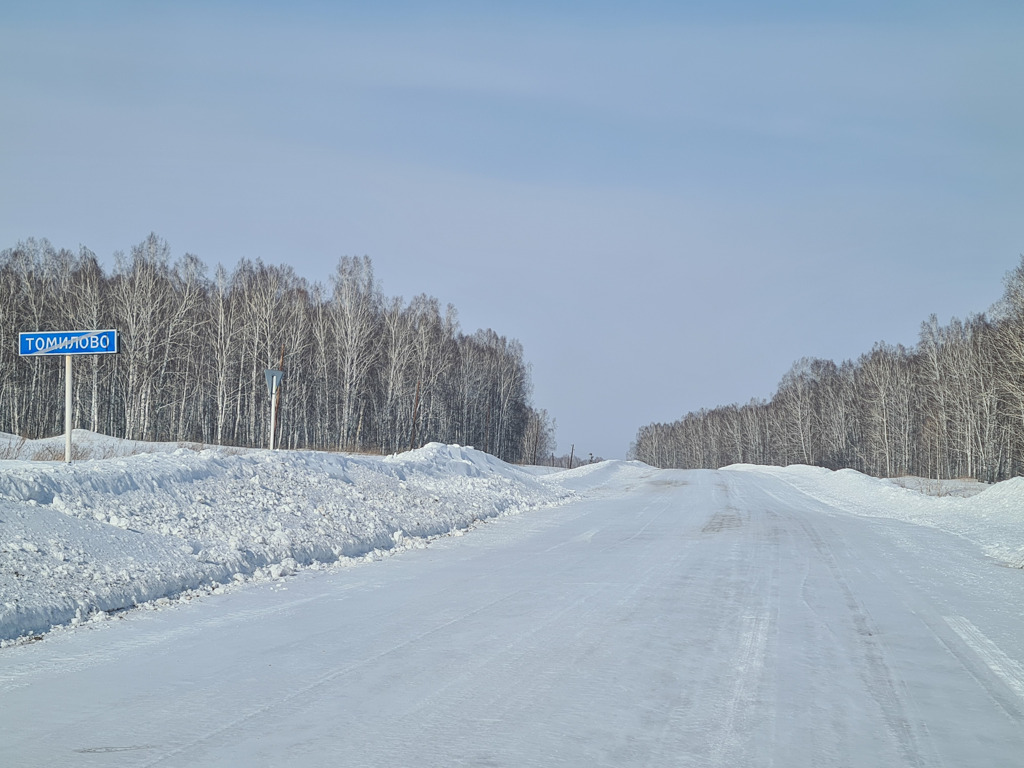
left=0, top=436, right=27, bottom=460
left=30, top=443, right=91, bottom=462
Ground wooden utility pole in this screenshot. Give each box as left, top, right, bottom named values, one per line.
left=274, top=345, right=285, bottom=448
left=484, top=399, right=491, bottom=455
left=409, top=379, right=421, bottom=451
left=568, top=443, right=575, bottom=470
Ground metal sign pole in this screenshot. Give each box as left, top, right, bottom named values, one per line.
left=265, top=369, right=283, bottom=451
left=65, top=354, right=72, bottom=463
left=269, top=378, right=278, bottom=451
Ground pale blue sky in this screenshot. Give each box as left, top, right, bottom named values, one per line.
left=3, top=2, right=1022, bottom=458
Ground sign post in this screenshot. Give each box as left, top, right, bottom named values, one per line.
left=65, top=354, right=73, bottom=462
left=19, top=330, right=119, bottom=462
left=265, top=369, right=283, bottom=450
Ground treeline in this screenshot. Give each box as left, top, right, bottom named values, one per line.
left=0, top=235, right=556, bottom=463
left=632, top=257, right=1024, bottom=482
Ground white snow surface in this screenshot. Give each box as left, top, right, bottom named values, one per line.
left=4, top=448, right=1024, bottom=765
left=4, top=443, right=1024, bottom=647
left=0, top=433, right=578, bottom=644
left=725, top=463, right=1024, bottom=568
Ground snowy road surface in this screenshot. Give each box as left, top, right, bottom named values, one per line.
left=4, top=466, right=1024, bottom=766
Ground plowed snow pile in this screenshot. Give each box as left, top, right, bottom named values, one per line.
left=7, top=435, right=1021, bottom=649
left=0, top=433, right=573, bottom=644
left=726, top=463, right=1024, bottom=569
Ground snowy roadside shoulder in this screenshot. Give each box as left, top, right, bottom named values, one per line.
left=0, top=429, right=225, bottom=461
left=724, top=463, right=1024, bottom=569
left=0, top=441, right=573, bottom=645
left=535, top=459, right=657, bottom=493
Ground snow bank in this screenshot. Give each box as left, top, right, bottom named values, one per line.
left=18, top=437, right=1021, bottom=648
left=0, top=429, right=219, bottom=462
left=0, top=437, right=573, bottom=644
left=726, top=464, right=1024, bottom=569
left=543, top=459, right=656, bottom=492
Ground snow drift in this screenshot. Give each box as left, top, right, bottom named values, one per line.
left=0, top=434, right=573, bottom=644
left=726, top=463, right=1024, bottom=569
left=6, top=430, right=1024, bottom=648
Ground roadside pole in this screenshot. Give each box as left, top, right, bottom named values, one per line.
left=269, top=377, right=278, bottom=450
left=65, top=355, right=72, bottom=462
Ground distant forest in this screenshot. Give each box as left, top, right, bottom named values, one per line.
left=0, top=235, right=555, bottom=463
left=631, top=257, right=1024, bottom=483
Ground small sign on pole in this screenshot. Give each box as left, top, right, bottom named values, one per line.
left=18, top=330, right=120, bottom=462
left=265, top=369, right=283, bottom=450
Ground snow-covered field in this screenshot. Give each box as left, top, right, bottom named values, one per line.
left=0, top=431, right=574, bottom=644
left=3, top=436, right=1024, bottom=647
left=5, top=436, right=1024, bottom=766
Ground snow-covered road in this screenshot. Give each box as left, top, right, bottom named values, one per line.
left=4, top=465, right=1024, bottom=766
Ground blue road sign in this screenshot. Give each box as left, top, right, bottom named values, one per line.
left=19, top=329, right=119, bottom=356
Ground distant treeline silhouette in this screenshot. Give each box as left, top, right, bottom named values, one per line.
left=632, top=257, right=1024, bottom=482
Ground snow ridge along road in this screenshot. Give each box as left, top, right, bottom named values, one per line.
left=0, top=436, right=572, bottom=643
left=3, top=446, right=1024, bottom=765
